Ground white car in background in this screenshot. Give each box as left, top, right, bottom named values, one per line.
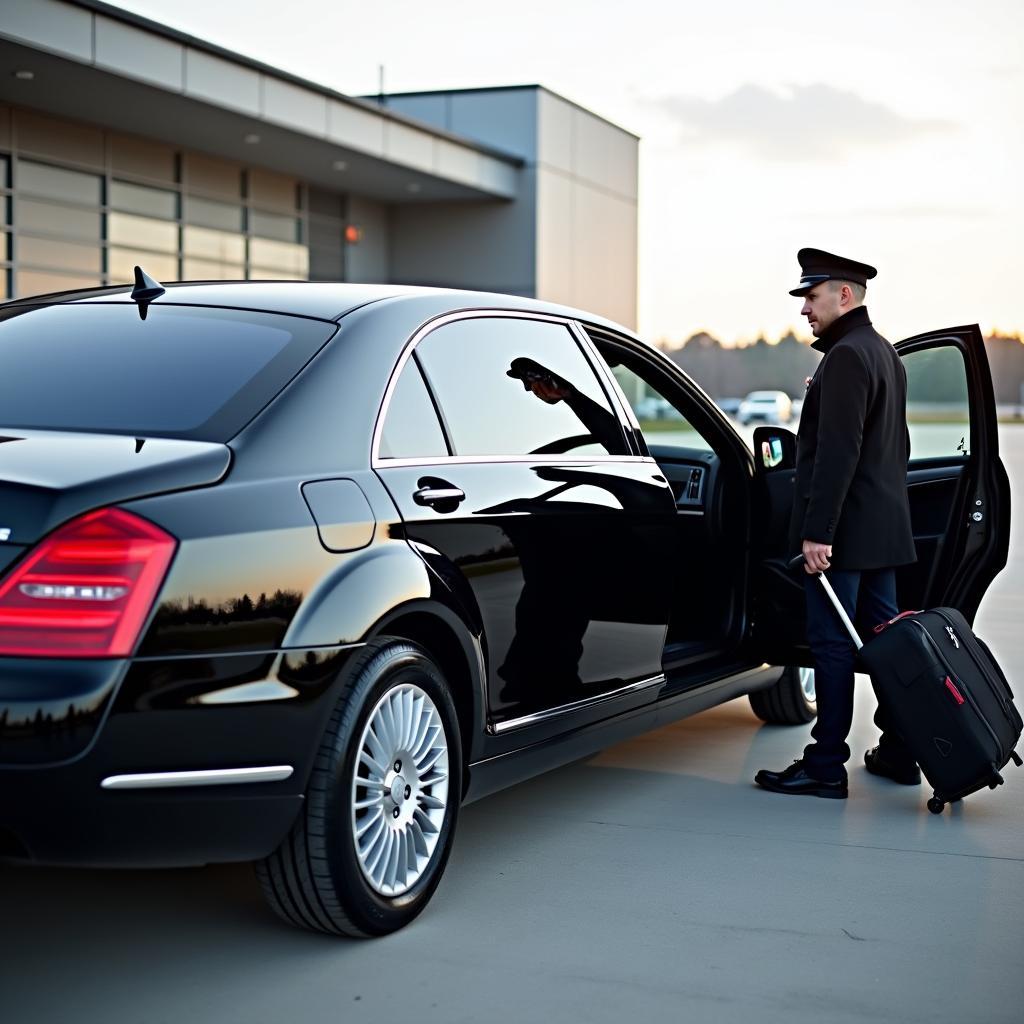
left=738, top=390, right=793, bottom=426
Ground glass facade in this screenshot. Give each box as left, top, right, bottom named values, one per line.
left=1, top=108, right=345, bottom=300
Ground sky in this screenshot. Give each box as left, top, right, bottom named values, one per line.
left=116, top=0, right=1024, bottom=345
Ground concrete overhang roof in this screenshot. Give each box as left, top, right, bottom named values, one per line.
left=0, top=0, right=522, bottom=202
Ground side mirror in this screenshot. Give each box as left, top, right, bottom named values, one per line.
left=752, top=426, right=797, bottom=472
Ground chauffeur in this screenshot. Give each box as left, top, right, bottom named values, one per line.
left=755, top=248, right=919, bottom=799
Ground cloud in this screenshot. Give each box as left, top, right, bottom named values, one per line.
left=650, top=83, right=955, bottom=160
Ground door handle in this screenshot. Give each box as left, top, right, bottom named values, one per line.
left=413, top=485, right=465, bottom=508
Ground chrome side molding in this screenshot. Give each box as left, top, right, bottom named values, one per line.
left=100, top=766, right=294, bottom=790
left=492, top=674, right=666, bottom=734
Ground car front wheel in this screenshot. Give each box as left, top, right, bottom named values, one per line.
left=257, top=638, right=462, bottom=936
left=748, top=665, right=816, bottom=724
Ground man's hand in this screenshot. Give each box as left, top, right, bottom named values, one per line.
left=528, top=379, right=571, bottom=404
left=801, top=539, right=832, bottom=574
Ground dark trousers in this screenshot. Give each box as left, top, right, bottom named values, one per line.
left=802, top=568, right=916, bottom=782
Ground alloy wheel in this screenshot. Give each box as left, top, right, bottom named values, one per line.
left=799, top=666, right=816, bottom=704
left=351, top=682, right=450, bottom=897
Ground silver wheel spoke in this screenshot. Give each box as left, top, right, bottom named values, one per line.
left=413, top=722, right=441, bottom=762
left=401, top=689, right=416, bottom=749
left=351, top=680, right=450, bottom=897
left=410, top=818, right=429, bottom=857
left=417, top=742, right=445, bottom=775
left=420, top=768, right=448, bottom=787
left=357, top=808, right=385, bottom=842
left=359, top=749, right=387, bottom=778
left=365, top=725, right=390, bottom=767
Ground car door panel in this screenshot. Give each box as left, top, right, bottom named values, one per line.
left=374, top=312, right=679, bottom=732
left=377, top=460, right=676, bottom=728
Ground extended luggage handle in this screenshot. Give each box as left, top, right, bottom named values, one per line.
left=787, top=554, right=864, bottom=650
left=873, top=610, right=922, bottom=635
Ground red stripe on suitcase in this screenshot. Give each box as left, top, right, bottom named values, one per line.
left=945, top=676, right=966, bottom=705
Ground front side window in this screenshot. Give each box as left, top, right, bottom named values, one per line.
left=607, top=360, right=715, bottom=454
left=903, top=344, right=972, bottom=460
left=414, top=318, right=627, bottom=457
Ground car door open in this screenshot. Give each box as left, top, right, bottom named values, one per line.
left=751, top=323, right=1010, bottom=668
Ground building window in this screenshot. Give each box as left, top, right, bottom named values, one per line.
left=15, top=159, right=104, bottom=293
left=0, top=155, right=11, bottom=300
left=3, top=109, right=334, bottom=300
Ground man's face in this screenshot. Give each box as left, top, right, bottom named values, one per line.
left=800, top=284, right=843, bottom=337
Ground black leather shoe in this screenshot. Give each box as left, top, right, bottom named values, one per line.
left=864, top=746, right=921, bottom=785
left=754, top=760, right=848, bottom=799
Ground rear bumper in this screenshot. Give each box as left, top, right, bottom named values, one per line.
left=0, top=645, right=360, bottom=867
left=1, top=768, right=303, bottom=867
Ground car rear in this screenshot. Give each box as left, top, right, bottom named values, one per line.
left=0, top=297, right=340, bottom=866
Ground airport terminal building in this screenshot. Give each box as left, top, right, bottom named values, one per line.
left=0, top=0, right=639, bottom=327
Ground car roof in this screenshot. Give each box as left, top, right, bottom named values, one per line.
left=0, top=280, right=637, bottom=335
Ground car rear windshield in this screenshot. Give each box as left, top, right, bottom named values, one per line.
left=0, top=302, right=337, bottom=440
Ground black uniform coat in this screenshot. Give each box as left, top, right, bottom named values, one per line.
left=789, top=305, right=917, bottom=571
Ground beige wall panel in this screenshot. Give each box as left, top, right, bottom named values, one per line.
left=184, top=152, right=242, bottom=197
left=95, top=15, right=184, bottom=91
left=434, top=140, right=479, bottom=187
left=538, top=92, right=574, bottom=175
left=249, top=168, right=297, bottom=212
left=386, top=123, right=434, bottom=173
left=14, top=110, right=103, bottom=169
left=475, top=156, right=519, bottom=198
left=185, top=49, right=261, bottom=116
left=535, top=168, right=573, bottom=304
left=110, top=134, right=177, bottom=183
left=390, top=172, right=536, bottom=296
left=263, top=79, right=328, bottom=137
left=327, top=102, right=385, bottom=156
left=0, top=0, right=93, bottom=61
left=573, top=113, right=638, bottom=201
left=570, top=184, right=637, bottom=329
left=344, top=197, right=389, bottom=283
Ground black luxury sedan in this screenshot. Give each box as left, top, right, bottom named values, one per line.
left=0, top=276, right=1010, bottom=936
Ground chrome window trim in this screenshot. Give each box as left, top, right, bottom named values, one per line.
left=378, top=453, right=657, bottom=468
left=100, top=766, right=294, bottom=790
left=490, top=673, right=666, bottom=735
left=371, top=308, right=636, bottom=468
left=568, top=319, right=650, bottom=455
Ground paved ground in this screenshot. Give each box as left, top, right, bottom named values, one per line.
left=3, top=430, right=1022, bottom=1024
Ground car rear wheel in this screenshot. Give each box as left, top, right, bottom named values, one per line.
left=257, top=638, right=462, bottom=937
left=748, top=665, right=816, bottom=724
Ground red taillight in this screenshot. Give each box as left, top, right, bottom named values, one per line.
left=0, top=508, right=176, bottom=658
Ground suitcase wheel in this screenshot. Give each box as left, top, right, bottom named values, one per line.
left=927, top=797, right=945, bottom=815
left=989, top=772, right=1004, bottom=790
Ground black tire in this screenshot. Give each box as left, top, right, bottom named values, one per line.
left=927, top=797, right=945, bottom=815
left=749, top=665, right=817, bottom=725
left=257, top=637, right=462, bottom=937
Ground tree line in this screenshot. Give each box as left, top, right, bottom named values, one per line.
left=659, top=330, right=1024, bottom=405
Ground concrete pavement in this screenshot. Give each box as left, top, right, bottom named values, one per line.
left=2, top=429, right=1022, bottom=1024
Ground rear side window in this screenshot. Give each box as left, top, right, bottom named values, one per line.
left=0, top=302, right=336, bottom=440
left=379, top=356, right=450, bottom=459
left=414, top=317, right=627, bottom=457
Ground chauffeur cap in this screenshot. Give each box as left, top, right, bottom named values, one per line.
left=789, top=247, right=877, bottom=297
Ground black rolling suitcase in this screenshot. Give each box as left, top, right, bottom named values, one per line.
left=808, top=564, right=1023, bottom=814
